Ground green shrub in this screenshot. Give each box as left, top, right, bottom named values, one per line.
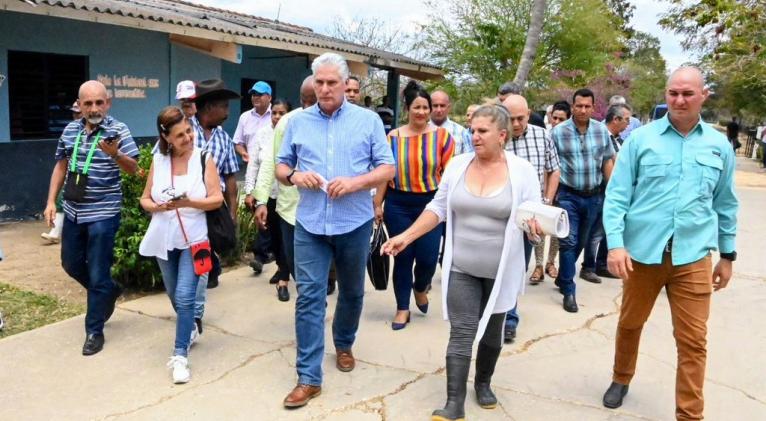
left=112, top=144, right=162, bottom=290
left=220, top=200, right=259, bottom=266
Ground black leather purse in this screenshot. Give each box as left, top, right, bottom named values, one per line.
left=200, top=151, right=236, bottom=253
left=367, top=223, right=390, bottom=290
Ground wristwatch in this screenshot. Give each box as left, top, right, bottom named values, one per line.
left=286, top=169, right=296, bottom=186
left=254, top=200, right=266, bottom=208
left=720, top=251, right=737, bottom=262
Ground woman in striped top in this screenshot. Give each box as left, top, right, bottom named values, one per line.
left=374, top=81, right=455, bottom=330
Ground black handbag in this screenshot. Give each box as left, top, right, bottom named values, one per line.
left=367, top=223, right=390, bottom=290
left=63, top=171, right=88, bottom=202
left=200, top=151, right=236, bottom=253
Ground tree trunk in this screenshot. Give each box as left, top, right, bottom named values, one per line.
left=513, top=0, right=547, bottom=88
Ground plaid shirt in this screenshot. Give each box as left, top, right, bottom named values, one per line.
left=551, top=118, right=615, bottom=191
left=505, top=124, right=560, bottom=193
left=432, top=118, right=473, bottom=155
left=190, top=116, right=239, bottom=190
left=55, top=116, right=139, bottom=223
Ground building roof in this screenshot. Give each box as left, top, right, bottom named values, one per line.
left=6, top=0, right=442, bottom=79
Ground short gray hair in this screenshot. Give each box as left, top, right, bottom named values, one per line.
left=609, top=95, right=626, bottom=106
left=605, top=104, right=630, bottom=123
left=311, top=53, right=349, bottom=81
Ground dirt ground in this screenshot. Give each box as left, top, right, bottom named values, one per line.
left=0, top=221, right=151, bottom=306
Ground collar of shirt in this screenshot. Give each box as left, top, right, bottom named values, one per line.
left=512, top=126, right=529, bottom=142
left=251, top=105, right=272, bottom=119
left=313, top=99, right=348, bottom=119
left=76, top=115, right=117, bottom=135
left=658, top=114, right=704, bottom=138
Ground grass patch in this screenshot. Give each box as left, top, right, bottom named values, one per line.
left=0, top=282, right=84, bottom=339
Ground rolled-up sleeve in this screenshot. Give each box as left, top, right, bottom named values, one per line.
left=276, top=119, right=298, bottom=168
left=369, top=116, right=394, bottom=167
left=603, top=137, right=636, bottom=250
left=713, top=145, right=738, bottom=253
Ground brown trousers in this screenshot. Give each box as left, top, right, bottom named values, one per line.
left=613, top=253, right=712, bottom=421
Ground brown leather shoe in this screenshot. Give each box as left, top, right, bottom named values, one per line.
left=283, top=384, right=322, bottom=408
left=336, top=349, right=355, bottom=372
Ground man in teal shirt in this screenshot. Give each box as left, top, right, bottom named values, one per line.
left=601, top=67, right=738, bottom=420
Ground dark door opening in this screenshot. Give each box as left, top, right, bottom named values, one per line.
left=8, top=50, right=88, bottom=140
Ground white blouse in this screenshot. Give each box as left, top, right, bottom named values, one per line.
left=425, top=151, right=541, bottom=343
left=139, top=147, right=208, bottom=260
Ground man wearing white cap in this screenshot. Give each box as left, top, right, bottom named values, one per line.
left=176, top=80, right=197, bottom=119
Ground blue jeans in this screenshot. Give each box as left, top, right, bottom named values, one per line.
left=582, top=205, right=608, bottom=272
left=505, top=234, right=534, bottom=329
left=156, top=248, right=199, bottom=357
left=384, top=190, right=441, bottom=311
left=194, top=272, right=207, bottom=320
left=293, top=219, right=373, bottom=386
left=556, top=189, right=604, bottom=295
left=61, top=214, right=120, bottom=335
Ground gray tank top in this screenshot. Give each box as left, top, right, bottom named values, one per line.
left=450, top=172, right=513, bottom=279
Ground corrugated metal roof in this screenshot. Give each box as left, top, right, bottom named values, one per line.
left=10, top=0, right=440, bottom=75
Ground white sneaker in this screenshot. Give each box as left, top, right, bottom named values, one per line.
left=40, top=232, right=60, bottom=243
left=167, top=355, right=190, bottom=384
left=189, top=324, right=199, bottom=348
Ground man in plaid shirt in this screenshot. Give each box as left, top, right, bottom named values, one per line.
left=550, top=88, right=615, bottom=313
left=502, top=94, right=561, bottom=343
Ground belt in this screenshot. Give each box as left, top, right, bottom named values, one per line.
left=559, top=184, right=603, bottom=197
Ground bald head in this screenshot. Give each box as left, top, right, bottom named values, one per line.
left=79, top=80, right=108, bottom=100
left=666, top=66, right=705, bottom=89
left=300, top=75, right=316, bottom=109
left=502, top=94, right=530, bottom=137
left=78, top=80, right=110, bottom=126
left=431, top=90, right=451, bottom=125
left=665, top=66, right=708, bottom=129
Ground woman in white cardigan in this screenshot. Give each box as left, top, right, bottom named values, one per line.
left=382, top=104, right=541, bottom=421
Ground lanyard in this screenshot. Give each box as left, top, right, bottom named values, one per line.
left=69, top=129, right=103, bottom=175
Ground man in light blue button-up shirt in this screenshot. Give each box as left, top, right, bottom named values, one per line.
left=276, top=53, right=395, bottom=408
left=601, top=67, right=738, bottom=419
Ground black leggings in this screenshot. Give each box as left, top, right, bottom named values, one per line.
left=446, top=271, right=505, bottom=358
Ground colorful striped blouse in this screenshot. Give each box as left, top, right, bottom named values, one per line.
left=388, top=127, right=455, bottom=193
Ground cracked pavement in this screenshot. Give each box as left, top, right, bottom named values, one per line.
left=0, top=178, right=764, bottom=420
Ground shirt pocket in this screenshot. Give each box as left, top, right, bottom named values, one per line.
left=695, top=153, right=723, bottom=198
left=639, top=154, right=672, bottom=178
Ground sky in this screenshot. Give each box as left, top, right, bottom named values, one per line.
left=199, top=0, right=693, bottom=71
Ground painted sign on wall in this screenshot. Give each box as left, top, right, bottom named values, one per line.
left=97, top=74, right=160, bottom=99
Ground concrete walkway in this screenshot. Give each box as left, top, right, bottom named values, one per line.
left=1, top=169, right=764, bottom=421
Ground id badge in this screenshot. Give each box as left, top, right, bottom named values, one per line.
left=63, top=171, right=89, bottom=202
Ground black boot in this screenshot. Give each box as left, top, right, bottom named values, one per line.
left=474, top=343, right=501, bottom=409
left=432, top=356, right=470, bottom=421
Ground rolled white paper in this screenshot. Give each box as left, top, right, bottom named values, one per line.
left=515, top=201, right=570, bottom=238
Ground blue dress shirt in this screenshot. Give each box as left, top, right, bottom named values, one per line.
left=277, top=101, right=394, bottom=236
left=603, top=115, right=738, bottom=266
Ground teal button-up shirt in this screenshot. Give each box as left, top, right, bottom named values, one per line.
left=603, top=115, right=738, bottom=266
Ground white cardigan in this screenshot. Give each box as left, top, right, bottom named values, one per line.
left=425, top=151, right=541, bottom=342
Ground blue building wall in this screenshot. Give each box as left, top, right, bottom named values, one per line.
left=220, top=46, right=311, bottom=135
left=0, top=11, right=312, bottom=219
left=0, top=11, right=176, bottom=139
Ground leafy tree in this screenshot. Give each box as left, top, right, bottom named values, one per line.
left=421, top=0, right=626, bottom=110
left=660, top=0, right=766, bottom=119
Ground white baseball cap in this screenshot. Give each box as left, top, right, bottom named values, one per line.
left=175, top=80, right=196, bottom=100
